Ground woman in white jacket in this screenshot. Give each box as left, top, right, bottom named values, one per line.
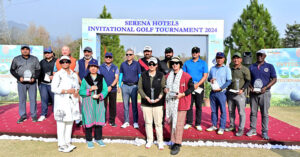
left=51, top=56, right=81, bottom=153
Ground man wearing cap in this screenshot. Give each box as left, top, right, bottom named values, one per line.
left=119, top=48, right=141, bottom=129
left=98, top=52, right=119, bottom=127
left=246, top=50, right=277, bottom=140
left=53, top=46, right=77, bottom=73
left=138, top=46, right=161, bottom=73
left=51, top=56, right=80, bottom=152
left=160, top=47, right=174, bottom=75
left=38, top=46, right=57, bottom=122
left=225, top=52, right=251, bottom=136
left=182, top=47, right=208, bottom=131
left=206, top=52, right=232, bottom=135
left=10, top=45, right=41, bottom=123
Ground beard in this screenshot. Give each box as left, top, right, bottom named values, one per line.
left=84, top=56, right=92, bottom=60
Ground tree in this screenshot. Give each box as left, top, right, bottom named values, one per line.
left=224, top=0, right=281, bottom=63
left=283, top=22, right=300, bottom=48
left=99, top=5, right=125, bottom=67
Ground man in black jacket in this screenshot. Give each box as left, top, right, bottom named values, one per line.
left=160, top=47, right=174, bottom=75
left=10, top=45, right=41, bottom=123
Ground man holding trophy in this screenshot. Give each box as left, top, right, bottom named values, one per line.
left=10, top=45, right=41, bottom=123
left=246, top=50, right=277, bottom=140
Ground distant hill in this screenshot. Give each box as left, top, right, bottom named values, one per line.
left=7, top=21, right=27, bottom=30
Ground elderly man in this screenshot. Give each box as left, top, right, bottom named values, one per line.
left=53, top=46, right=77, bottom=73
left=10, top=45, right=41, bottom=123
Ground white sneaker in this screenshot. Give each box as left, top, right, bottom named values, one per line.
left=121, top=122, right=130, bottom=128
left=183, top=124, right=192, bottom=130
left=38, top=116, right=46, bottom=122
left=158, top=143, right=164, bottom=150
left=196, top=125, right=203, bottom=131
left=58, top=145, right=72, bottom=153
left=67, top=144, right=76, bottom=150
left=133, top=123, right=139, bottom=129
left=145, top=142, right=152, bottom=149
left=206, top=126, right=218, bottom=132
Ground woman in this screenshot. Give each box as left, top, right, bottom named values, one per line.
left=79, top=60, right=108, bottom=148
left=165, top=56, right=194, bottom=155
left=138, top=57, right=165, bottom=150
left=51, top=56, right=81, bottom=153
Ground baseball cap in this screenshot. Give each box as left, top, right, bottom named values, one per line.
left=191, top=47, right=200, bottom=53
left=170, top=56, right=181, bottom=63
left=60, top=56, right=70, bottom=61
left=148, top=57, right=158, bottom=64
left=216, top=52, right=225, bottom=58
left=88, top=59, right=99, bottom=67
left=232, top=52, right=242, bottom=58
left=256, top=49, right=266, bottom=54
left=143, top=46, right=152, bottom=52
left=165, top=47, right=173, bottom=53
left=44, top=46, right=53, bottom=53
left=83, top=46, right=92, bottom=52
left=105, top=52, right=113, bottom=57
left=21, top=45, right=30, bottom=50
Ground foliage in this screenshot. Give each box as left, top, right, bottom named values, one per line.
left=271, top=97, right=300, bottom=106
left=282, top=22, right=300, bottom=48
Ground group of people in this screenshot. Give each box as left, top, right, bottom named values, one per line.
left=10, top=45, right=276, bottom=155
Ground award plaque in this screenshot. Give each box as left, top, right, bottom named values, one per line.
left=253, top=79, right=263, bottom=93
left=23, top=70, right=32, bottom=82
left=92, top=81, right=98, bottom=99
left=44, top=72, right=51, bottom=82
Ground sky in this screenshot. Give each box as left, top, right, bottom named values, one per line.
left=3, top=0, right=300, bottom=57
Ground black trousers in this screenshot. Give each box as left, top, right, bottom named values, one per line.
left=85, top=126, right=102, bottom=141
left=186, top=91, right=204, bottom=126
left=104, top=92, right=117, bottom=124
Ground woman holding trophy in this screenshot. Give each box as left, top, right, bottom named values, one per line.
left=79, top=60, right=108, bottom=148
left=164, top=56, right=194, bottom=155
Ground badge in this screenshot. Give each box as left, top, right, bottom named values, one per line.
left=264, top=68, right=269, bottom=72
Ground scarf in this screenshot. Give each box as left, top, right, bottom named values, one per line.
left=84, top=73, right=103, bottom=95
left=166, top=69, right=183, bottom=132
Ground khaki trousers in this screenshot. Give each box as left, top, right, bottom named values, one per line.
left=171, top=111, right=187, bottom=144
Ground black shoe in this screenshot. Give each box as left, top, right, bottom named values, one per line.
left=17, top=117, right=27, bottom=124
left=109, top=123, right=117, bottom=127
left=76, top=121, right=82, bottom=127
left=32, top=117, right=38, bottom=122
left=170, top=144, right=180, bottom=155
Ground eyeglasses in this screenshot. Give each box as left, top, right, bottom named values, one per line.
left=126, top=54, right=133, bottom=56
left=149, top=63, right=156, bottom=66
left=44, top=52, right=52, bottom=54
left=84, top=51, right=92, bottom=53
left=59, top=60, right=71, bottom=64
left=105, top=56, right=112, bottom=59
left=171, top=62, right=180, bottom=66
left=192, top=51, right=199, bottom=54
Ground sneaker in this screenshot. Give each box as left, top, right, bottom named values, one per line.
left=96, top=140, right=106, bottom=147
left=206, top=126, right=217, bottom=132
left=121, top=122, right=130, bottom=128
left=196, top=125, right=203, bottom=131
left=38, top=116, right=46, bottom=122
left=58, top=145, right=72, bottom=153
left=158, top=143, right=164, bottom=150
left=145, top=142, right=152, bottom=149
left=87, top=141, right=94, bottom=149
left=262, top=132, right=270, bottom=140
left=109, top=123, right=117, bottom=127
left=235, top=130, right=244, bottom=137
left=67, top=144, right=76, bottom=150
left=217, top=128, right=224, bottom=135
left=246, top=129, right=257, bottom=137
left=32, top=117, right=38, bottom=122
left=17, top=117, right=27, bottom=124
left=170, top=144, right=180, bottom=155
left=225, top=126, right=235, bottom=132
left=133, top=123, right=139, bottom=129
left=183, top=124, right=192, bottom=130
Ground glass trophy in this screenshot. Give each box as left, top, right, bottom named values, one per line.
left=23, top=70, right=32, bottom=82
left=92, top=81, right=98, bottom=99
left=44, top=72, right=51, bottom=82
left=150, top=88, right=155, bottom=103
left=253, top=79, right=263, bottom=93
left=229, top=78, right=240, bottom=93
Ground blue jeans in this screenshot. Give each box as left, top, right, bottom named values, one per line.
left=121, top=84, right=138, bottom=123
left=17, top=82, right=37, bottom=118
left=209, top=91, right=227, bottom=129
left=39, top=83, right=54, bottom=116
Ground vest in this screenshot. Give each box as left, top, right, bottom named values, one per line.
left=141, top=71, right=164, bottom=107
left=78, top=58, right=98, bottom=80
left=56, top=56, right=77, bottom=71
left=99, top=63, right=118, bottom=93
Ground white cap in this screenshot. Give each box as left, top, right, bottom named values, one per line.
left=256, top=49, right=266, bottom=54
left=148, top=57, right=158, bottom=64
left=143, top=46, right=152, bottom=51
left=60, top=55, right=70, bottom=61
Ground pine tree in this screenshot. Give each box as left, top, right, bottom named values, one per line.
left=283, top=22, right=300, bottom=48
left=99, top=5, right=125, bottom=67
left=224, top=0, right=280, bottom=63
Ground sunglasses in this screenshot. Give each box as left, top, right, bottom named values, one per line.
left=59, top=60, right=71, bottom=64
left=126, top=54, right=133, bottom=56
left=105, top=56, right=112, bottom=59
left=192, top=51, right=199, bottom=54
left=149, top=63, right=157, bottom=66
left=171, top=62, right=180, bottom=65
left=44, top=52, right=52, bottom=54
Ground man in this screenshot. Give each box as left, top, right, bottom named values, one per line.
left=225, top=52, right=251, bottom=136
left=246, top=50, right=277, bottom=140
left=75, top=46, right=98, bottom=83
left=206, top=52, right=232, bottom=135
left=139, top=46, right=161, bottom=73
left=10, top=45, right=41, bottom=123
left=118, top=48, right=141, bottom=129
left=99, top=52, right=119, bottom=127
left=160, top=47, right=174, bottom=75
left=182, top=47, right=208, bottom=131
left=38, top=46, right=57, bottom=122
left=53, top=46, right=77, bottom=73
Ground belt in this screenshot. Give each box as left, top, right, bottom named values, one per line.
left=124, top=82, right=138, bottom=86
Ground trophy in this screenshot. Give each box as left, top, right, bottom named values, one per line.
left=44, top=72, right=51, bottom=82
left=92, top=81, right=98, bottom=99
left=23, top=70, right=32, bottom=82
left=253, top=79, right=263, bottom=93
left=229, top=78, right=240, bottom=93
left=150, top=88, right=155, bottom=103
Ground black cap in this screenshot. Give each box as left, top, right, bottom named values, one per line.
left=165, top=47, right=173, bottom=53
left=83, top=46, right=92, bottom=52
left=191, top=46, right=200, bottom=53
left=21, top=45, right=30, bottom=50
